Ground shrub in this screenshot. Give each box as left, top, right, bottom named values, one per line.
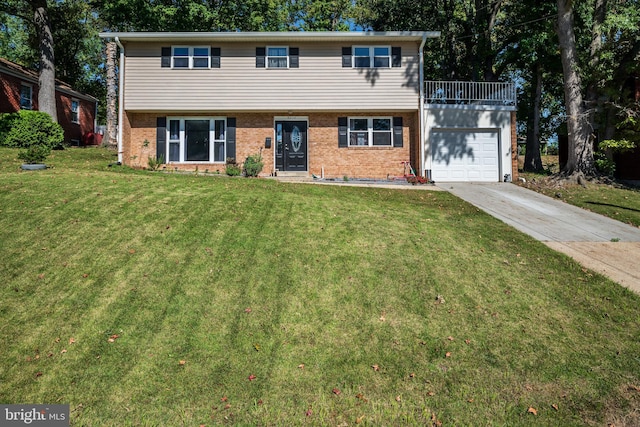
left=225, top=157, right=241, bottom=176
left=147, top=155, right=164, bottom=171
left=0, top=112, right=19, bottom=147
left=18, top=144, right=51, bottom=164
left=4, top=110, right=64, bottom=152
left=243, top=152, right=264, bottom=177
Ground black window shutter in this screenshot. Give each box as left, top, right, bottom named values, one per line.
left=156, top=117, right=167, bottom=162
left=392, top=47, right=402, bottom=67
left=393, top=117, right=403, bottom=147
left=161, top=47, right=171, bottom=68
left=226, top=117, right=236, bottom=161
left=342, top=47, right=351, bottom=68
left=256, top=47, right=266, bottom=68
left=338, top=117, right=348, bottom=147
left=211, top=47, right=221, bottom=68
left=289, top=47, right=299, bottom=68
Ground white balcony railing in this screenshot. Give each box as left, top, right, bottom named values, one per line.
left=425, top=81, right=516, bottom=106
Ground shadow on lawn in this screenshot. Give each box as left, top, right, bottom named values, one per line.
left=585, top=201, right=640, bottom=213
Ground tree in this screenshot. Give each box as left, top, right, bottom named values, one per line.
left=0, top=0, right=56, bottom=121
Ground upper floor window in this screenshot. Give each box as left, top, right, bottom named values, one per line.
left=71, top=99, right=80, bottom=123
left=256, top=46, right=299, bottom=68
left=343, top=46, right=401, bottom=69
left=353, top=46, right=390, bottom=68
left=267, top=46, right=288, bottom=68
left=20, top=84, right=32, bottom=110
left=172, top=46, right=210, bottom=69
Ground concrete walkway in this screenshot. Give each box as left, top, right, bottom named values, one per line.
left=437, top=182, right=640, bottom=292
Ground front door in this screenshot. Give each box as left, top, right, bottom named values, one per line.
left=275, top=121, right=308, bottom=172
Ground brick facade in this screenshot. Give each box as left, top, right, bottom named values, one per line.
left=511, top=110, right=518, bottom=182
left=0, top=58, right=97, bottom=145
left=126, top=111, right=417, bottom=179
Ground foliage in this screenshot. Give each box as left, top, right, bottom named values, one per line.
left=3, top=110, right=63, bottom=152
left=0, top=112, right=19, bottom=147
left=595, top=139, right=637, bottom=176
left=225, top=157, right=241, bottom=176
left=17, top=143, right=50, bottom=164
left=146, top=155, right=164, bottom=171
left=243, top=151, right=263, bottom=177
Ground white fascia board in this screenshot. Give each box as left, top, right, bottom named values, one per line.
left=98, top=31, right=440, bottom=44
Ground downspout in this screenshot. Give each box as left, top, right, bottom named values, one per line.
left=419, top=34, right=427, bottom=178
left=115, top=37, right=125, bottom=164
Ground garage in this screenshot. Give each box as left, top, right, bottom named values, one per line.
left=430, top=129, right=500, bottom=182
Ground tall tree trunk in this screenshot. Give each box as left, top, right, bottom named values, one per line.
left=105, top=41, right=118, bottom=148
left=524, top=62, right=544, bottom=172
left=32, top=0, right=56, bottom=122
left=556, top=0, right=595, bottom=176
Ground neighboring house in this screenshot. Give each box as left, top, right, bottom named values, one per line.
left=99, top=31, right=517, bottom=182
left=0, top=57, right=97, bottom=146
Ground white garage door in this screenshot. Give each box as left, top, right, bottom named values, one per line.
left=431, top=129, right=500, bottom=182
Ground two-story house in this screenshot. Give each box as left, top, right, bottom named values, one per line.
left=0, top=57, right=98, bottom=146
left=100, top=31, right=517, bottom=182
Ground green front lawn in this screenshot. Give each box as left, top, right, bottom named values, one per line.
left=1, top=147, right=639, bottom=426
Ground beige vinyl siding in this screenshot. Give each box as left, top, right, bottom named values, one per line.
left=123, top=42, right=420, bottom=112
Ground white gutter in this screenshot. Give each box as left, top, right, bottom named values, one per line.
left=115, top=36, right=125, bottom=164
left=419, top=34, right=427, bottom=178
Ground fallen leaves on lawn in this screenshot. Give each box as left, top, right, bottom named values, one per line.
left=447, top=336, right=454, bottom=341
left=305, top=408, right=312, bottom=417
left=178, top=360, right=186, bottom=366
left=356, top=415, right=365, bottom=424
left=107, top=334, right=119, bottom=343
left=372, top=364, right=380, bottom=371
left=551, top=404, right=559, bottom=411
left=332, top=388, right=341, bottom=395
left=355, top=393, right=368, bottom=402
left=248, top=374, right=256, bottom=381
left=69, top=338, right=76, bottom=345
left=445, top=352, right=452, bottom=358
left=527, top=407, right=537, bottom=415
left=298, top=364, right=305, bottom=370
left=244, top=307, right=252, bottom=313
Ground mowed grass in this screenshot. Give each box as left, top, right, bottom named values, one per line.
left=1, top=147, right=640, bottom=426
left=519, top=155, right=640, bottom=228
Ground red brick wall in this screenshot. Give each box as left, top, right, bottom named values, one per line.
left=0, top=72, right=23, bottom=113
left=511, top=111, right=518, bottom=181
left=0, top=72, right=95, bottom=145
left=126, top=111, right=417, bottom=179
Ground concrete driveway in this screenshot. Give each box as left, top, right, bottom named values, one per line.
left=437, top=182, right=640, bottom=292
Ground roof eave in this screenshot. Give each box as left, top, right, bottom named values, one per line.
left=98, top=31, right=441, bottom=43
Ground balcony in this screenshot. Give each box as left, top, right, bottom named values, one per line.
left=424, top=81, right=516, bottom=107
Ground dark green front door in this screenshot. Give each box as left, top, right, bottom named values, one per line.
left=275, top=121, right=307, bottom=172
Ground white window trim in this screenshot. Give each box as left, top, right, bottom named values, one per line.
left=352, top=46, right=391, bottom=69
left=266, top=46, right=289, bottom=69
left=347, top=117, right=394, bottom=147
left=166, top=116, right=226, bottom=163
left=171, top=46, right=211, bottom=69
left=20, top=83, right=32, bottom=110
left=71, top=98, right=80, bottom=124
